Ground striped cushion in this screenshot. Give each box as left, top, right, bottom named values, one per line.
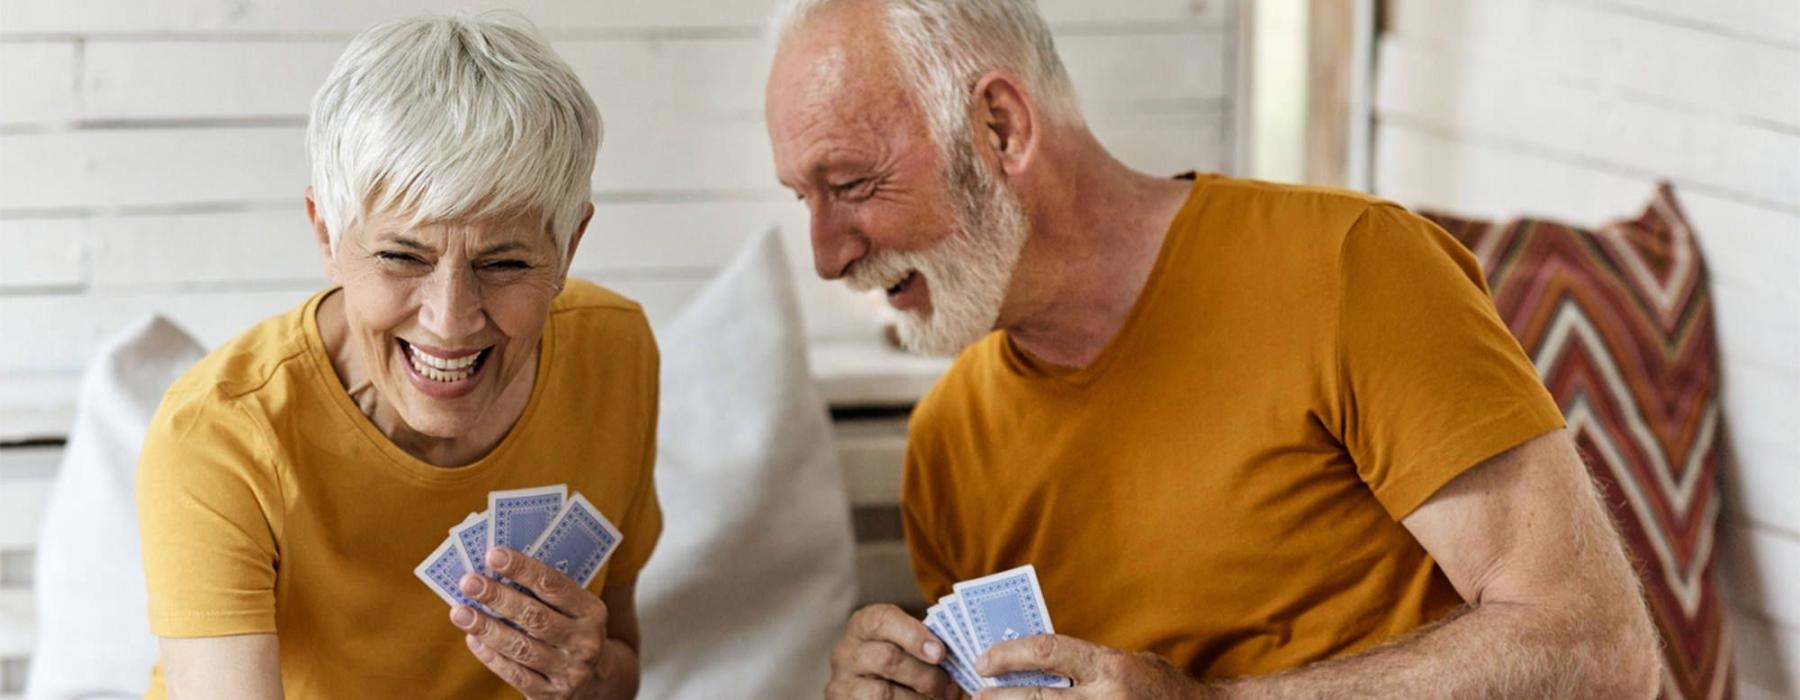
left=1424, top=184, right=1729, bottom=700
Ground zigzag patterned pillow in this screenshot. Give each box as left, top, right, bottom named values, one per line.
left=1423, top=184, right=1729, bottom=700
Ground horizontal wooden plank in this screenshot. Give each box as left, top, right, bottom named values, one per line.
left=1720, top=520, right=1800, bottom=630
left=1385, top=0, right=1800, bottom=131
left=0, top=42, right=78, bottom=125
left=0, top=107, right=1227, bottom=211
left=0, top=375, right=78, bottom=443
left=0, top=219, right=87, bottom=290
left=0, top=473, right=54, bottom=550
left=0, top=126, right=306, bottom=211
left=0, top=446, right=61, bottom=481
left=72, top=32, right=1227, bottom=122
left=0, top=590, right=33, bottom=656
left=0, top=286, right=317, bottom=374
left=810, top=338, right=949, bottom=408
left=854, top=540, right=926, bottom=611
left=833, top=416, right=908, bottom=507
left=1725, top=434, right=1800, bottom=542
left=1729, top=607, right=1800, bottom=697
left=1376, top=38, right=1800, bottom=208
left=1374, top=122, right=1664, bottom=225
left=1577, top=0, right=1800, bottom=51
left=1710, top=277, right=1800, bottom=392
left=85, top=210, right=321, bottom=289
left=0, top=0, right=1232, bottom=35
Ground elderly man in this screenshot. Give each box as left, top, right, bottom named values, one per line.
left=765, top=1, right=1660, bottom=698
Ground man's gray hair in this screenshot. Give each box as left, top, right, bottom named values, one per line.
left=772, top=0, right=1082, bottom=159
left=307, top=12, right=601, bottom=260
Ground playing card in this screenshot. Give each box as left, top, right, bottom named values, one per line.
left=523, top=492, right=622, bottom=588
left=450, top=511, right=493, bottom=578
left=937, top=594, right=988, bottom=689
left=488, top=484, right=567, bottom=555
left=925, top=605, right=982, bottom=694
left=414, top=534, right=482, bottom=609
left=951, top=564, right=1069, bottom=688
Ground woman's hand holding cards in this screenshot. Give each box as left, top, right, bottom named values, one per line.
left=452, top=547, right=630, bottom=699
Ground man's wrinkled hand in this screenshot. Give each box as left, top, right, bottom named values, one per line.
left=827, top=603, right=962, bottom=700
left=975, top=634, right=1202, bottom=699
left=450, top=547, right=619, bottom=699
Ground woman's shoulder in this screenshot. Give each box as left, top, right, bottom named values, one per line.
left=552, top=279, right=645, bottom=316
left=550, top=279, right=654, bottom=345
left=164, top=292, right=321, bottom=402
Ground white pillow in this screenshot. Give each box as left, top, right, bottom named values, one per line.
left=636, top=229, right=857, bottom=698
left=28, top=315, right=204, bottom=700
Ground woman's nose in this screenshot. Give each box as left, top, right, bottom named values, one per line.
left=419, top=267, right=485, bottom=340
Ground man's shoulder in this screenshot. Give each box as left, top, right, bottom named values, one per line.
left=1189, top=174, right=1401, bottom=242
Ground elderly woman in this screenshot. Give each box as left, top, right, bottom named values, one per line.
left=135, top=14, right=657, bottom=699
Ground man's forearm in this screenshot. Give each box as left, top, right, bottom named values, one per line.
left=1206, top=600, right=1658, bottom=699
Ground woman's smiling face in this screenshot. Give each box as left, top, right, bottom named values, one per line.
left=322, top=207, right=583, bottom=439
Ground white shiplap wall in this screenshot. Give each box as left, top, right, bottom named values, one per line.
left=0, top=0, right=1245, bottom=694
left=1372, top=1, right=1800, bottom=696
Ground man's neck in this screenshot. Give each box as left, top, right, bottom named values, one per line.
left=999, top=153, right=1196, bottom=369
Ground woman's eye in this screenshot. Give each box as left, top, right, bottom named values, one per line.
left=481, top=260, right=530, bottom=271
left=375, top=251, right=426, bottom=265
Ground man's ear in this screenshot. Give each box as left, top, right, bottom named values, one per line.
left=304, top=187, right=341, bottom=284
left=561, top=203, right=595, bottom=280
left=970, top=70, right=1039, bottom=177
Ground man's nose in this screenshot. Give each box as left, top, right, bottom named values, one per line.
left=419, top=265, right=485, bottom=340
left=809, top=203, right=868, bottom=280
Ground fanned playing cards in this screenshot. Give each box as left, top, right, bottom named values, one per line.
left=927, top=564, right=1071, bottom=693
left=413, top=484, right=623, bottom=614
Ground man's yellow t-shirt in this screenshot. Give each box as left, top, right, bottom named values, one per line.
left=136, top=279, right=662, bottom=697
left=902, top=175, right=1566, bottom=677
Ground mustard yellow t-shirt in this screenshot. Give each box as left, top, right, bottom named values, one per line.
left=136, top=279, right=662, bottom=697
left=902, top=175, right=1565, bottom=677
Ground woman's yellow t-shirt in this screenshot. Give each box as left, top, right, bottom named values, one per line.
left=136, top=279, right=662, bottom=697
left=902, top=175, right=1566, bottom=677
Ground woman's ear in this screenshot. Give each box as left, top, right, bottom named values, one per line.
left=304, top=187, right=341, bottom=284
left=561, top=203, right=596, bottom=280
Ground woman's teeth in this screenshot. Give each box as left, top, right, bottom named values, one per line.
left=407, top=344, right=484, bottom=383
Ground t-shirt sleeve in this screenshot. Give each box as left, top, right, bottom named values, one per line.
left=136, top=391, right=283, bottom=637
left=599, top=333, right=662, bottom=586
left=1334, top=203, right=1566, bottom=520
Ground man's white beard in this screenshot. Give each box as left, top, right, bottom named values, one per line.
left=846, top=141, right=1030, bottom=357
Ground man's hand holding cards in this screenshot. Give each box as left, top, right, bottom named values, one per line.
left=414, top=484, right=628, bottom=697
left=827, top=564, right=1070, bottom=699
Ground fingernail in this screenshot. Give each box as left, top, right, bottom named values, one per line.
left=450, top=606, right=475, bottom=628
left=488, top=548, right=511, bottom=569
left=975, top=653, right=988, bottom=674
left=924, top=640, right=944, bottom=662
left=459, top=574, right=486, bottom=596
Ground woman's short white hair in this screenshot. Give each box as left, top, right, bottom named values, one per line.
left=308, top=12, right=601, bottom=260
left=771, top=0, right=1082, bottom=159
